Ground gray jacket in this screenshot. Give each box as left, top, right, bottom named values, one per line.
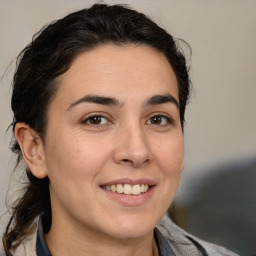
left=0, top=215, right=239, bottom=256
left=157, top=215, right=239, bottom=255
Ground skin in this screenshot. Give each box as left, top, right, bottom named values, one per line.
left=16, top=44, right=184, bottom=256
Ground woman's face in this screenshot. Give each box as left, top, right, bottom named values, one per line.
left=42, top=45, right=184, bottom=239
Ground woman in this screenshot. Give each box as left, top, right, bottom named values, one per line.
left=1, top=3, right=238, bottom=256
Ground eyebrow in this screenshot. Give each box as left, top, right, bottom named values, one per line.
left=66, top=94, right=119, bottom=111
left=66, top=93, right=179, bottom=111
left=145, top=94, right=179, bottom=108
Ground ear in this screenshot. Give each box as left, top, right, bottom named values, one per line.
left=15, top=123, right=48, bottom=179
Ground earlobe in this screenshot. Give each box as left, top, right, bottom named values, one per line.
left=15, top=123, right=48, bottom=179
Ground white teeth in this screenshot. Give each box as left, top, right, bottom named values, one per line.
left=132, top=184, right=141, bottom=195
left=103, top=184, right=150, bottom=195
left=116, top=184, right=124, bottom=193
left=123, top=184, right=132, bottom=195
left=110, top=185, right=117, bottom=192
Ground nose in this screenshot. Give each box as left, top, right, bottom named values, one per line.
left=113, top=123, right=152, bottom=168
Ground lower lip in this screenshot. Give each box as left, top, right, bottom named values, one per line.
left=101, top=186, right=156, bottom=206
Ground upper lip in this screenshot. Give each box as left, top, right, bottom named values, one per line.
left=99, top=178, right=157, bottom=187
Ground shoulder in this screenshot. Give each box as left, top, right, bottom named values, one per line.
left=157, top=215, right=239, bottom=256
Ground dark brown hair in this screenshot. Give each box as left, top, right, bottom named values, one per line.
left=3, top=3, right=191, bottom=255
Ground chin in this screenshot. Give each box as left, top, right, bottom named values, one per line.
left=109, top=226, right=154, bottom=240
left=105, top=213, right=159, bottom=240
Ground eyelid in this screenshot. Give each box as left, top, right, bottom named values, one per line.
left=80, top=112, right=113, bottom=126
left=146, top=112, right=174, bottom=125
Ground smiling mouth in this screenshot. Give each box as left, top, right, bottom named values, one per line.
left=102, top=184, right=150, bottom=195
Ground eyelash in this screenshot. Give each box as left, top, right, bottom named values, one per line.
left=146, top=114, right=173, bottom=126
left=80, top=113, right=173, bottom=127
left=81, top=114, right=111, bottom=127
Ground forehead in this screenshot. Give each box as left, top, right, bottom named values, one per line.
left=52, top=44, right=179, bottom=108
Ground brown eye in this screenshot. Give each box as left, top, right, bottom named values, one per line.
left=147, top=115, right=172, bottom=125
left=89, top=116, right=102, bottom=124
left=151, top=116, right=162, bottom=125
left=82, top=115, right=109, bottom=125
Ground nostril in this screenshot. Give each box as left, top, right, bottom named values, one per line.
left=121, top=159, right=135, bottom=166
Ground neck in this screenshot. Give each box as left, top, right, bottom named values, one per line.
left=45, top=216, right=158, bottom=256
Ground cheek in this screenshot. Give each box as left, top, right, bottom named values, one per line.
left=45, top=134, right=112, bottom=181
left=154, top=135, right=184, bottom=174
left=45, top=136, right=112, bottom=206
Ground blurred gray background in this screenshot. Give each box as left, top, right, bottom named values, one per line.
left=1, top=0, right=255, bottom=255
